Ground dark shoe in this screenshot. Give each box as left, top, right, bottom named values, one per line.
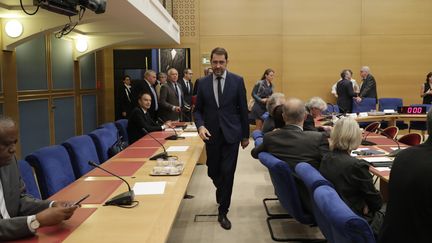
left=183, top=194, right=194, bottom=199
left=218, top=214, right=232, bottom=230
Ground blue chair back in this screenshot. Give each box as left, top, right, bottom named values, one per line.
left=25, top=145, right=76, bottom=199
left=18, top=159, right=41, bottom=199
left=261, top=112, right=269, bottom=121
left=258, top=152, right=315, bottom=225
left=89, top=127, right=117, bottom=162
left=295, top=162, right=333, bottom=192
left=313, top=185, right=375, bottom=243
left=252, top=130, right=263, bottom=140
left=352, top=98, right=376, bottom=113
left=378, top=98, right=402, bottom=111
left=62, top=135, right=100, bottom=177
left=115, top=119, right=129, bottom=146
left=325, top=104, right=340, bottom=114
left=99, top=122, right=118, bottom=134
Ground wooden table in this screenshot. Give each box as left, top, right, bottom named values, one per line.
left=355, top=114, right=426, bottom=127
left=17, top=131, right=205, bottom=243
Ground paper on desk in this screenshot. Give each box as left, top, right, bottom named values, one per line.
left=133, top=182, right=166, bottom=195
left=180, top=132, right=198, bottom=137
left=363, top=157, right=392, bottom=162
left=390, top=147, right=407, bottom=151
left=375, top=167, right=391, bottom=172
left=166, top=146, right=189, bottom=152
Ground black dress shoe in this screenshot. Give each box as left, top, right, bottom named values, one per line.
left=218, top=214, right=231, bottom=230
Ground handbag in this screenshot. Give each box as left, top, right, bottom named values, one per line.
left=108, top=134, right=127, bottom=158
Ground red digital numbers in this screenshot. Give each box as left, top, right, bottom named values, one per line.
left=407, top=107, right=423, bottom=114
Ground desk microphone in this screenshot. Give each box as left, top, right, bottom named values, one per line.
left=158, top=118, right=185, bottom=140
left=142, top=128, right=169, bottom=160
left=361, top=130, right=377, bottom=146
left=88, top=161, right=135, bottom=206
left=379, top=129, right=402, bottom=157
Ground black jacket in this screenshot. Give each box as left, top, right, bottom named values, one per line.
left=336, top=79, right=356, bottom=113
left=127, top=107, right=162, bottom=144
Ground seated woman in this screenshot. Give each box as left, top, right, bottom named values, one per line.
left=304, top=97, right=331, bottom=133
left=262, top=92, right=285, bottom=133
left=320, top=117, right=384, bottom=234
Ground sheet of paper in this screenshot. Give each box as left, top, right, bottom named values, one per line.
left=390, top=147, right=407, bottom=151
left=180, top=132, right=198, bottom=137
left=133, top=182, right=166, bottom=195
left=363, top=157, right=392, bottom=162
left=166, top=146, right=189, bottom=152
left=375, top=167, right=391, bottom=172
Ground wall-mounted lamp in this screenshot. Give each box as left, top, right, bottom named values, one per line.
left=5, top=20, right=23, bottom=38
left=75, top=38, right=88, bottom=52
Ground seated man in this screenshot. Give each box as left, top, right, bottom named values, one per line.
left=379, top=110, right=432, bottom=243
left=128, top=92, right=173, bottom=144
left=251, top=97, right=329, bottom=169
left=0, top=116, right=77, bottom=241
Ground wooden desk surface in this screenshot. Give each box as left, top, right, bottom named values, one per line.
left=60, top=131, right=204, bottom=243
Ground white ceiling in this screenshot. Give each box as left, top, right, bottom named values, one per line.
left=0, top=0, right=180, bottom=58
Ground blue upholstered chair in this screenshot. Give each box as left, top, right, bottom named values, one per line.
left=313, top=185, right=375, bottom=243
left=261, top=112, right=269, bottom=121
left=89, top=127, right=117, bottom=162
left=18, top=159, right=41, bottom=199
left=252, top=130, right=263, bottom=140
left=258, top=152, right=323, bottom=242
left=115, top=119, right=129, bottom=146
left=62, top=135, right=100, bottom=178
left=25, top=145, right=76, bottom=199
left=295, top=162, right=333, bottom=193
left=352, top=98, right=376, bottom=113
left=99, top=122, right=118, bottom=134
left=325, top=104, right=340, bottom=114
left=378, top=98, right=408, bottom=129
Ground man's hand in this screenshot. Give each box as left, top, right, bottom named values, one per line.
left=198, top=126, right=211, bottom=140
left=52, top=201, right=74, bottom=208
left=121, top=112, right=127, bottom=117
left=355, top=97, right=362, bottom=103
left=174, top=106, right=181, bottom=112
left=241, top=138, right=249, bottom=149
left=36, top=205, right=78, bottom=226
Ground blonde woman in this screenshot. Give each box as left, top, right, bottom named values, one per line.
left=319, top=117, right=383, bottom=234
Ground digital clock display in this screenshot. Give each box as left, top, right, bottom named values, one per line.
left=398, top=106, right=427, bottom=114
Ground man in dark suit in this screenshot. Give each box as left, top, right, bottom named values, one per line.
left=132, top=70, right=159, bottom=121
left=194, top=47, right=249, bottom=230
left=127, top=92, right=172, bottom=145
left=356, top=66, right=377, bottom=103
left=0, top=116, right=77, bottom=241
left=117, top=75, right=134, bottom=119
left=159, top=68, right=184, bottom=122
left=160, top=48, right=187, bottom=80
left=251, top=98, right=329, bottom=169
left=337, top=69, right=358, bottom=113
left=379, top=110, right=432, bottom=243
left=179, top=69, right=194, bottom=121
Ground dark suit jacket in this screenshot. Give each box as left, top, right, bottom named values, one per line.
left=251, top=125, right=329, bottom=169
left=336, top=79, right=356, bottom=113
left=117, top=84, right=134, bottom=118
left=0, top=158, right=51, bottom=241
left=194, top=72, right=249, bottom=144
left=320, top=150, right=382, bottom=217
left=127, top=107, right=162, bottom=144
left=359, top=74, right=377, bottom=99
left=179, top=79, right=193, bottom=106
left=158, top=81, right=183, bottom=121
left=379, top=137, right=432, bottom=243
left=160, top=49, right=186, bottom=77
left=132, top=80, right=158, bottom=120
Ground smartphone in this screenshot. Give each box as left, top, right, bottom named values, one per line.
left=72, top=194, right=90, bottom=206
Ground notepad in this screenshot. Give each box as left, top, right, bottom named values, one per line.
left=390, top=147, right=407, bottom=151
left=375, top=167, right=391, bottom=172
left=133, top=182, right=166, bottom=195
left=166, top=146, right=189, bottom=152
left=180, top=132, right=199, bottom=137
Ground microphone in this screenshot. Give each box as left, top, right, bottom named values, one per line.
left=88, top=161, right=135, bottom=206
left=158, top=118, right=185, bottom=140
left=361, top=130, right=377, bottom=146
left=142, top=128, right=169, bottom=160
left=379, top=129, right=402, bottom=157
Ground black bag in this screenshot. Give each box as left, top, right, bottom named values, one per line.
left=108, top=135, right=126, bottom=158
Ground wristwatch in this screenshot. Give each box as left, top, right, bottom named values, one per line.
left=29, top=215, right=40, bottom=230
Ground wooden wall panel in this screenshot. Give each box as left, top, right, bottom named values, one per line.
left=361, top=36, right=432, bottom=105
left=200, top=36, right=283, bottom=95
left=283, top=36, right=361, bottom=102
left=199, top=0, right=283, bottom=36
left=363, top=0, right=432, bottom=35
left=283, top=0, right=361, bottom=36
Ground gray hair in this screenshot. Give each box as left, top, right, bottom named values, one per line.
left=0, top=116, right=16, bottom=133
left=266, top=93, right=285, bottom=116
left=282, top=98, right=306, bottom=125
left=330, top=117, right=362, bottom=151
left=360, top=66, right=371, bottom=74
left=306, top=97, right=327, bottom=111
